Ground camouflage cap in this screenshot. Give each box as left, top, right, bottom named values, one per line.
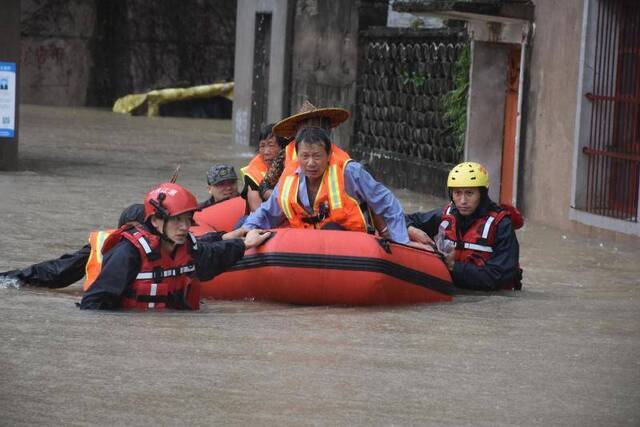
left=207, top=164, right=238, bottom=185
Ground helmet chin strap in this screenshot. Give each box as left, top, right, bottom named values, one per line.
left=149, top=193, right=177, bottom=245
left=159, top=220, right=176, bottom=245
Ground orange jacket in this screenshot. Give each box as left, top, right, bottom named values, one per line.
left=83, top=229, right=115, bottom=291
left=241, top=154, right=269, bottom=187
left=277, top=146, right=367, bottom=231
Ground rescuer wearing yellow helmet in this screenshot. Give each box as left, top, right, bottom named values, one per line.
left=406, top=162, right=524, bottom=291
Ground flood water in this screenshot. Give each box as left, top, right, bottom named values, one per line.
left=1, top=106, right=639, bottom=426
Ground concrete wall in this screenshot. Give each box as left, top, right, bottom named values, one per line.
left=91, top=0, right=236, bottom=106
left=466, top=41, right=508, bottom=202
left=20, top=0, right=96, bottom=106
left=20, top=0, right=237, bottom=108
left=233, top=0, right=292, bottom=147
left=521, top=0, right=583, bottom=229
left=289, top=0, right=387, bottom=148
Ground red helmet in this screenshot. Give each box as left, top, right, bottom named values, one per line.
left=144, top=182, right=198, bottom=221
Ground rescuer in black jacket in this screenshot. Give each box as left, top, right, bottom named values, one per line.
left=406, top=162, right=523, bottom=291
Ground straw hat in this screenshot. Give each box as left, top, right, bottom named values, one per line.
left=272, top=100, right=350, bottom=138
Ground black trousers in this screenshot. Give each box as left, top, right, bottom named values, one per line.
left=11, top=245, right=91, bottom=288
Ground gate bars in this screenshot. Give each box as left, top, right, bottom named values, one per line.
left=584, top=0, right=640, bottom=222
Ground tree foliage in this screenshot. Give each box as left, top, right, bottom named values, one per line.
left=442, top=43, right=470, bottom=157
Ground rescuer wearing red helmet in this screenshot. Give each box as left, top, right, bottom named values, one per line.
left=80, top=182, right=271, bottom=310
left=406, top=162, right=523, bottom=291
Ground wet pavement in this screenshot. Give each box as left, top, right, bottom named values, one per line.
left=1, top=105, right=639, bottom=426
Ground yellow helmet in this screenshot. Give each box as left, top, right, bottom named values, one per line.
left=447, top=162, right=489, bottom=188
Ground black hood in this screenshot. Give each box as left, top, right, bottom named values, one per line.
left=117, top=204, right=145, bottom=228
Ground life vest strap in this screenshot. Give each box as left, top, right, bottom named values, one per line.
left=135, top=264, right=196, bottom=281
left=136, top=295, right=169, bottom=303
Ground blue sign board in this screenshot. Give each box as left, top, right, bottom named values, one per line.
left=0, top=61, right=17, bottom=138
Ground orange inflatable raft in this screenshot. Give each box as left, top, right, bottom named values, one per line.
left=192, top=196, right=247, bottom=233
left=196, top=228, right=454, bottom=306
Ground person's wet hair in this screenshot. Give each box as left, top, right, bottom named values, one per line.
left=259, top=123, right=275, bottom=141
left=259, top=123, right=288, bottom=148
left=295, top=127, right=332, bottom=154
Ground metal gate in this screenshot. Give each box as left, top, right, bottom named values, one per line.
left=584, top=0, right=640, bottom=222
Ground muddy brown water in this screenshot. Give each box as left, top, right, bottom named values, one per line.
left=0, top=106, right=639, bottom=426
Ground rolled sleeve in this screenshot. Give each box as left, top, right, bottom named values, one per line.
left=344, top=162, right=409, bottom=243
left=243, top=183, right=286, bottom=229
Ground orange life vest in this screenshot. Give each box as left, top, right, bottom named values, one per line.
left=83, top=229, right=115, bottom=291
left=440, top=203, right=523, bottom=290
left=241, top=154, right=269, bottom=187
left=100, top=224, right=201, bottom=310
left=277, top=146, right=367, bottom=231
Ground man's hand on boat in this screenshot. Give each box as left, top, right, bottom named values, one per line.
left=225, top=228, right=272, bottom=249
left=405, top=241, right=435, bottom=252
left=407, top=226, right=435, bottom=246
left=222, top=227, right=248, bottom=240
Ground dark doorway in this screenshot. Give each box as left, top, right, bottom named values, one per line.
left=250, top=13, right=272, bottom=147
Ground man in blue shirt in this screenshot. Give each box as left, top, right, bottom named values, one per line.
left=230, top=127, right=409, bottom=243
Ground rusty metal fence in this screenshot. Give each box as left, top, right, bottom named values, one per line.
left=584, top=0, right=640, bottom=222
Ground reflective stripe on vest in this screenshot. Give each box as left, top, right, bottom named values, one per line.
left=328, top=164, right=342, bottom=210
left=149, top=283, right=157, bottom=309
left=280, top=175, right=297, bottom=220
left=137, top=235, right=153, bottom=255
left=463, top=242, right=493, bottom=253
left=93, top=231, right=110, bottom=264
left=482, top=216, right=495, bottom=239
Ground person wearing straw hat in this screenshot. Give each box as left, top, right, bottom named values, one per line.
left=272, top=100, right=350, bottom=140
left=230, top=126, right=410, bottom=243
left=255, top=101, right=351, bottom=203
